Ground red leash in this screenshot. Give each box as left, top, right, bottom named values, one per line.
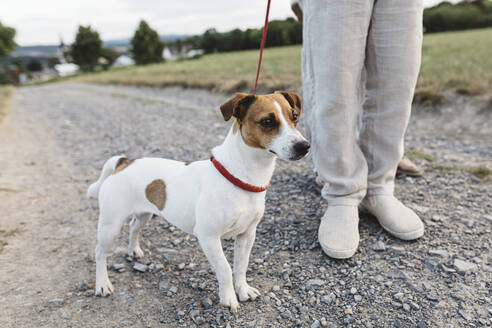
left=209, top=1, right=273, bottom=192
left=253, top=0, right=272, bottom=95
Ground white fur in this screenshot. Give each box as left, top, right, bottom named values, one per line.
left=268, top=101, right=307, bottom=160
left=87, top=155, right=125, bottom=198
left=88, top=97, right=307, bottom=312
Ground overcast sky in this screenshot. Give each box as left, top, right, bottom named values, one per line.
left=1, top=0, right=459, bottom=46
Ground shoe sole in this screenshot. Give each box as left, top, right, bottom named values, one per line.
left=319, top=236, right=359, bottom=259
left=360, top=203, right=425, bottom=241
left=319, top=243, right=358, bottom=259
left=381, top=224, right=425, bottom=241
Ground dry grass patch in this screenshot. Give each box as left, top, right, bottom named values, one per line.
left=70, top=28, right=492, bottom=99
left=76, top=45, right=301, bottom=93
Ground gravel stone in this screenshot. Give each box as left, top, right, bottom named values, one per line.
left=44, top=298, right=63, bottom=308
left=428, top=249, right=449, bottom=258
left=426, top=293, right=439, bottom=302
left=373, top=241, right=386, bottom=251
left=393, top=292, right=404, bottom=302
left=458, top=309, right=472, bottom=321
left=453, top=259, right=477, bottom=274
left=113, top=263, right=126, bottom=272
left=77, top=282, right=88, bottom=292
left=306, top=279, right=325, bottom=287
left=133, top=262, right=148, bottom=272
left=201, top=297, right=213, bottom=309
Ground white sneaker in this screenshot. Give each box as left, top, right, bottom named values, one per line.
left=318, top=205, right=359, bottom=259
left=362, top=195, right=424, bottom=240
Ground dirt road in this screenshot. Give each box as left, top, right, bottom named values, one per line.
left=0, top=83, right=490, bottom=327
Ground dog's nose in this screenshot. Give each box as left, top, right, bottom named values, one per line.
left=293, top=141, right=310, bottom=157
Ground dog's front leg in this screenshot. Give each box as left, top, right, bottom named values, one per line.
left=197, top=235, right=239, bottom=312
left=233, top=225, right=261, bottom=302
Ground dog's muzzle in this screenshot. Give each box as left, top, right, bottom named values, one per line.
left=292, top=141, right=310, bottom=160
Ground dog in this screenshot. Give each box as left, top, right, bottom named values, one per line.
left=87, top=91, right=309, bottom=311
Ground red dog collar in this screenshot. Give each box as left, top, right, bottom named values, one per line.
left=210, top=156, right=270, bottom=193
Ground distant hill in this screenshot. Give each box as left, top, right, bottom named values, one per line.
left=12, top=34, right=192, bottom=58
left=11, top=45, right=60, bottom=58
left=104, top=34, right=191, bottom=47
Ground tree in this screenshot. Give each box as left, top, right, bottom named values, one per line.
left=71, top=25, right=102, bottom=71
left=265, top=20, right=292, bottom=47
left=201, top=28, right=221, bottom=53
left=0, top=21, right=16, bottom=57
left=131, top=20, right=164, bottom=65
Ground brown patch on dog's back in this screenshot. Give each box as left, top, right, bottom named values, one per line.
left=145, top=179, right=166, bottom=211
left=113, top=157, right=135, bottom=174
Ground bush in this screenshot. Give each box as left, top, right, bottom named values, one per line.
left=27, top=60, right=43, bottom=72
left=131, top=20, right=164, bottom=65
left=100, top=47, right=119, bottom=69
left=424, top=0, right=492, bottom=33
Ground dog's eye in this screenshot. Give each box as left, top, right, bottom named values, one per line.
left=259, top=118, right=276, bottom=128
left=292, top=112, right=298, bottom=122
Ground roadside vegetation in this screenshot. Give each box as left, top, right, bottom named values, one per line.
left=75, top=28, right=492, bottom=99
left=0, top=85, right=12, bottom=122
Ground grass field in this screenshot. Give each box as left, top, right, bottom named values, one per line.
left=0, top=85, right=13, bottom=122
left=74, top=28, right=491, bottom=98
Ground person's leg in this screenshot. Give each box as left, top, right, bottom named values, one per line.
left=301, top=0, right=373, bottom=258
left=359, top=0, right=424, bottom=239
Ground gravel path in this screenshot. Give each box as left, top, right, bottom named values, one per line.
left=0, top=82, right=490, bottom=327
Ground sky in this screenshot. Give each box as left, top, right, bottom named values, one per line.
left=1, top=0, right=460, bottom=46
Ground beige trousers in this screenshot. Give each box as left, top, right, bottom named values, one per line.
left=300, top=0, right=423, bottom=205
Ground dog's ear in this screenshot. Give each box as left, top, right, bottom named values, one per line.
left=220, top=93, right=256, bottom=121
left=275, top=91, right=302, bottom=113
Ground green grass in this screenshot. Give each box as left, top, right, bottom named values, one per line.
left=0, top=85, right=13, bottom=122
left=425, top=163, right=491, bottom=181
left=405, top=149, right=439, bottom=162
left=417, top=28, right=492, bottom=99
left=72, top=28, right=492, bottom=98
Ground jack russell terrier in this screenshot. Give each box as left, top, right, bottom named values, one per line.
left=87, top=91, right=309, bottom=311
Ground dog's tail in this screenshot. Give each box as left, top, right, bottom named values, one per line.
left=87, top=155, right=125, bottom=198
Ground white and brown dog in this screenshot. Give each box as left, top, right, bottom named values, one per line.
left=87, top=91, right=309, bottom=311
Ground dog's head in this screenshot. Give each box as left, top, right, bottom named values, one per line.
left=220, top=91, right=309, bottom=160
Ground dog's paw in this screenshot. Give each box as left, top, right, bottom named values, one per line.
left=95, top=279, right=114, bottom=297
left=220, top=289, right=239, bottom=312
left=128, top=246, right=144, bottom=259
left=236, top=283, right=260, bottom=302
